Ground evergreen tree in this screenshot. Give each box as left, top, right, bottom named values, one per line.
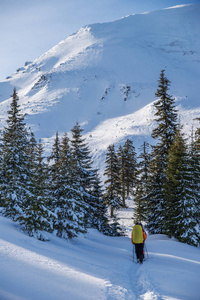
left=117, top=139, right=137, bottom=207
left=47, top=131, right=61, bottom=214
left=117, top=146, right=126, bottom=207
left=70, top=122, right=94, bottom=191
left=152, top=70, right=178, bottom=153
left=19, top=133, right=52, bottom=240
left=70, top=122, right=95, bottom=229
left=134, top=141, right=150, bottom=223
left=123, top=139, right=137, bottom=199
left=194, top=121, right=200, bottom=245
left=89, top=170, right=111, bottom=234
left=194, top=117, right=200, bottom=151
left=109, top=215, right=124, bottom=236
left=56, top=133, right=86, bottom=238
left=164, top=126, right=198, bottom=245
left=189, top=125, right=200, bottom=246
left=0, top=132, right=4, bottom=207
left=137, top=142, right=150, bottom=192
left=104, top=144, right=122, bottom=217
left=1, top=88, right=30, bottom=221
left=147, top=70, right=178, bottom=233
left=35, top=139, right=52, bottom=216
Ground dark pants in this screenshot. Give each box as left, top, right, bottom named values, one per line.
left=135, top=243, right=144, bottom=261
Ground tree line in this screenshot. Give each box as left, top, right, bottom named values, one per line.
left=1, top=69, right=199, bottom=247
left=0, top=88, right=122, bottom=240
left=104, top=70, right=200, bottom=247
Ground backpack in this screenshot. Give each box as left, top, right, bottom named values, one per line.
left=132, top=224, right=144, bottom=244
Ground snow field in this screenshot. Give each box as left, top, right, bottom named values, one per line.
left=0, top=202, right=200, bottom=300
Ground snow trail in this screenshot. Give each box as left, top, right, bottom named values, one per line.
left=0, top=209, right=200, bottom=299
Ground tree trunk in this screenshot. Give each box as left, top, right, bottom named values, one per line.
left=110, top=206, right=114, bottom=218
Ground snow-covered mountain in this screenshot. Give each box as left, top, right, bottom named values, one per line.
left=0, top=4, right=200, bottom=173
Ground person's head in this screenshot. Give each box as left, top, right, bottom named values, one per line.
left=135, top=221, right=143, bottom=228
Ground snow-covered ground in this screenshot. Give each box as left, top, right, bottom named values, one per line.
left=0, top=201, right=199, bottom=300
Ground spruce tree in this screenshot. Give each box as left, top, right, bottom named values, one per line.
left=1, top=88, right=30, bottom=221
left=19, top=133, right=52, bottom=240
left=117, top=146, right=126, bottom=207
left=70, top=122, right=94, bottom=191
left=70, top=122, right=95, bottom=229
left=123, top=139, right=137, bottom=199
left=147, top=70, right=178, bottom=233
left=164, top=126, right=198, bottom=245
left=189, top=125, right=200, bottom=246
left=134, top=141, right=150, bottom=223
left=35, top=138, right=52, bottom=217
left=104, top=144, right=122, bottom=217
left=152, top=70, right=178, bottom=152
left=0, top=132, right=4, bottom=207
left=117, top=139, right=137, bottom=207
left=109, top=215, right=124, bottom=237
left=89, top=169, right=111, bottom=234
left=56, top=133, right=86, bottom=238
left=47, top=131, right=61, bottom=214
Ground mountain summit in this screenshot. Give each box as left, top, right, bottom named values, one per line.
left=0, top=4, right=200, bottom=171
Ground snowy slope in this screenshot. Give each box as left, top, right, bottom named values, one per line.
left=0, top=4, right=200, bottom=172
left=0, top=203, right=200, bottom=300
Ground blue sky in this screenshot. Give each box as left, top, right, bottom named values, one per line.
left=0, top=0, right=199, bottom=80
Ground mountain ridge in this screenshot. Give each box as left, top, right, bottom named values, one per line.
left=0, top=4, right=200, bottom=174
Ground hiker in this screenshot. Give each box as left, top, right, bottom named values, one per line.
left=131, top=222, right=147, bottom=263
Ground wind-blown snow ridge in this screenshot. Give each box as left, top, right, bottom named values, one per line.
left=34, top=27, right=104, bottom=73
left=0, top=4, right=200, bottom=173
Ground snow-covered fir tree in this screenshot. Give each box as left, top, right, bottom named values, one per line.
left=89, top=169, right=112, bottom=234
left=134, top=141, right=150, bottom=223
left=164, top=126, right=198, bottom=246
left=70, top=122, right=94, bottom=190
left=117, top=139, right=137, bottom=207
left=147, top=70, right=178, bottom=234
left=122, top=139, right=137, bottom=200
left=108, top=214, right=124, bottom=237
left=117, top=145, right=126, bottom=207
left=70, top=122, right=95, bottom=229
left=56, top=133, right=86, bottom=238
left=1, top=88, right=31, bottom=221
left=194, top=122, right=200, bottom=245
left=47, top=131, right=62, bottom=216
left=48, top=132, right=86, bottom=238
left=104, top=144, right=122, bottom=218
left=20, top=133, right=52, bottom=240
left=188, top=125, right=200, bottom=246
left=0, top=132, right=4, bottom=207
